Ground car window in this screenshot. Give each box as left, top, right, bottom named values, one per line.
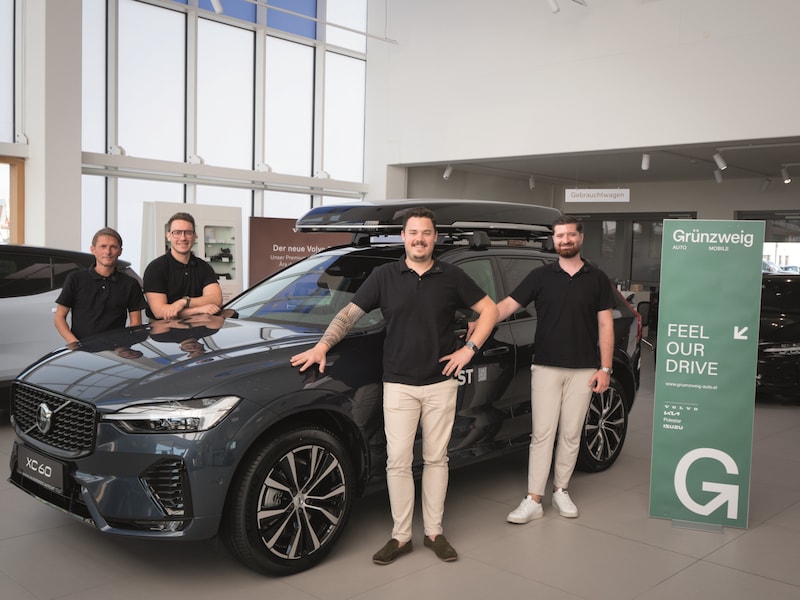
left=0, top=253, right=53, bottom=298
left=227, top=252, right=389, bottom=329
left=458, top=258, right=497, bottom=301
left=52, top=258, right=84, bottom=288
left=498, top=257, right=548, bottom=319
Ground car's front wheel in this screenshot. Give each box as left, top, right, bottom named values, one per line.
left=577, top=380, right=628, bottom=473
left=221, top=426, right=354, bottom=575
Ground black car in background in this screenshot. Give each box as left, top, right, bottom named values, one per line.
left=7, top=200, right=642, bottom=575
left=757, top=274, right=800, bottom=401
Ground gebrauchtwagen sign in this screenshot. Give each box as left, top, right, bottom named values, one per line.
left=649, top=219, right=764, bottom=529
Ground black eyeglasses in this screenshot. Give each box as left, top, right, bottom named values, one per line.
left=170, top=230, right=196, bottom=238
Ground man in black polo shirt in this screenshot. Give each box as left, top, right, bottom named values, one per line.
left=291, top=207, right=498, bottom=566
left=497, top=215, right=615, bottom=523
left=143, top=212, right=222, bottom=320
left=55, top=227, right=147, bottom=346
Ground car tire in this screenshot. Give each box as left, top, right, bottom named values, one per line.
left=576, top=379, right=628, bottom=473
left=221, top=426, right=354, bottom=575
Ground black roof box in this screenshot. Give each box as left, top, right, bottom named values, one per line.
left=296, top=199, right=561, bottom=236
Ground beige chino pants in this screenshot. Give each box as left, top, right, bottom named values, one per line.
left=527, top=365, right=596, bottom=495
left=382, top=379, right=459, bottom=542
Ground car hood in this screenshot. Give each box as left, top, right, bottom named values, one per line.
left=17, top=316, right=325, bottom=408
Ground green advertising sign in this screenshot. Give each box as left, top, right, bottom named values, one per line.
left=649, top=219, right=764, bottom=529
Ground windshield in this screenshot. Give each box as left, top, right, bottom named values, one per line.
left=227, top=251, right=389, bottom=329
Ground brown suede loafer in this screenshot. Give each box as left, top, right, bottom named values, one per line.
left=423, top=534, right=458, bottom=562
left=372, top=539, right=413, bottom=565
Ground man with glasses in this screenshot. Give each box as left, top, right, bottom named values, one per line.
left=143, top=212, right=223, bottom=320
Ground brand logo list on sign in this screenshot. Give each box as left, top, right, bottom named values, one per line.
left=649, top=219, right=764, bottom=529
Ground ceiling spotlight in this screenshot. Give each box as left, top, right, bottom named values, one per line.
left=760, top=178, right=771, bottom=192
left=641, top=153, right=651, bottom=171
left=712, top=152, right=727, bottom=171
left=782, top=167, right=791, bottom=184
left=529, top=176, right=536, bottom=190
left=443, top=165, right=454, bottom=180
left=548, top=0, right=560, bottom=13
left=571, top=0, right=588, bottom=5
left=210, top=0, right=223, bottom=14
left=713, top=169, right=723, bottom=184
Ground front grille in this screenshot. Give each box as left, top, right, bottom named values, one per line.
left=12, top=383, right=97, bottom=458
left=142, top=458, right=190, bottom=517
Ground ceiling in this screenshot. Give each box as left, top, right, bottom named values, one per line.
left=437, top=137, right=800, bottom=188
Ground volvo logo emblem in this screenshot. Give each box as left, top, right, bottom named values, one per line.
left=36, top=403, right=53, bottom=434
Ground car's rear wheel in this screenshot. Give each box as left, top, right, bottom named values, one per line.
left=221, top=426, right=354, bottom=575
left=577, top=380, right=628, bottom=473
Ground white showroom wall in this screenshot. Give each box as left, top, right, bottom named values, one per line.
left=364, top=0, right=800, bottom=206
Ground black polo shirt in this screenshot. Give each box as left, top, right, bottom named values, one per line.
left=56, top=267, right=147, bottom=340
left=510, top=260, right=615, bottom=369
left=143, top=252, right=218, bottom=319
left=352, top=257, right=486, bottom=385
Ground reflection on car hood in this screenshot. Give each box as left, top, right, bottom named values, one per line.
left=17, top=316, right=323, bottom=407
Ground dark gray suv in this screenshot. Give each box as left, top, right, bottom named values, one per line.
left=8, top=200, right=642, bottom=575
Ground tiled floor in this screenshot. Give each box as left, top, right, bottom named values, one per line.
left=2, top=351, right=800, bottom=599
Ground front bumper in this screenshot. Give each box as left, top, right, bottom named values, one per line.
left=8, top=419, right=237, bottom=541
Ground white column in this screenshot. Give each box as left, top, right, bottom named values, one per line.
left=21, top=0, right=83, bottom=248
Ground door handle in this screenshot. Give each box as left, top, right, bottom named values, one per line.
left=482, top=346, right=509, bottom=357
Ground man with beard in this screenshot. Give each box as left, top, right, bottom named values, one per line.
left=291, top=207, right=498, bottom=565
left=494, top=215, right=615, bottom=522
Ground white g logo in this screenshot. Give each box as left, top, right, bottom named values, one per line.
left=674, top=448, right=739, bottom=519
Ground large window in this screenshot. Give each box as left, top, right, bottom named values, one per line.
left=118, top=0, right=186, bottom=161
left=197, top=19, right=254, bottom=170
left=76, top=0, right=368, bottom=277
left=82, top=0, right=106, bottom=153
left=0, top=0, right=13, bottom=143
left=264, top=37, right=313, bottom=176
left=738, top=210, right=800, bottom=271
left=323, top=52, right=365, bottom=182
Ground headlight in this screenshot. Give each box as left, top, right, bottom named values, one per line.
left=103, top=396, right=241, bottom=433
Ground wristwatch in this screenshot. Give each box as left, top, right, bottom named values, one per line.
left=183, top=296, right=191, bottom=308
left=600, top=366, right=612, bottom=375
left=465, top=340, right=479, bottom=353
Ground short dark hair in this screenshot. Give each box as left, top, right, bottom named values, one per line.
left=92, top=227, right=123, bottom=247
left=402, top=207, right=437, bottom=230
left=167, top=212, right=196, bottom=232
left=553, top=214, right=583, bottom=233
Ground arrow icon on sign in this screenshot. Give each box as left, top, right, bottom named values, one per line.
left=733, top=326, right=748, bottom=340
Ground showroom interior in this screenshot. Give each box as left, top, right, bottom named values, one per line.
left=2, top=1, right=800, bottom=598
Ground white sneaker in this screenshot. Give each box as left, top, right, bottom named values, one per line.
left=552, top=488, right=579, bottom=518
left=506, top=495, right=543, bottom=523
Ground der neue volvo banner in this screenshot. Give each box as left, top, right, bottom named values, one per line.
left=649, top=220, right=764, bottom=529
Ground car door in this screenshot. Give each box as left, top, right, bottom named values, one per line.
left=446, top=256, right=519, bottom=459
left=491, top=255, right=550, bottom=446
